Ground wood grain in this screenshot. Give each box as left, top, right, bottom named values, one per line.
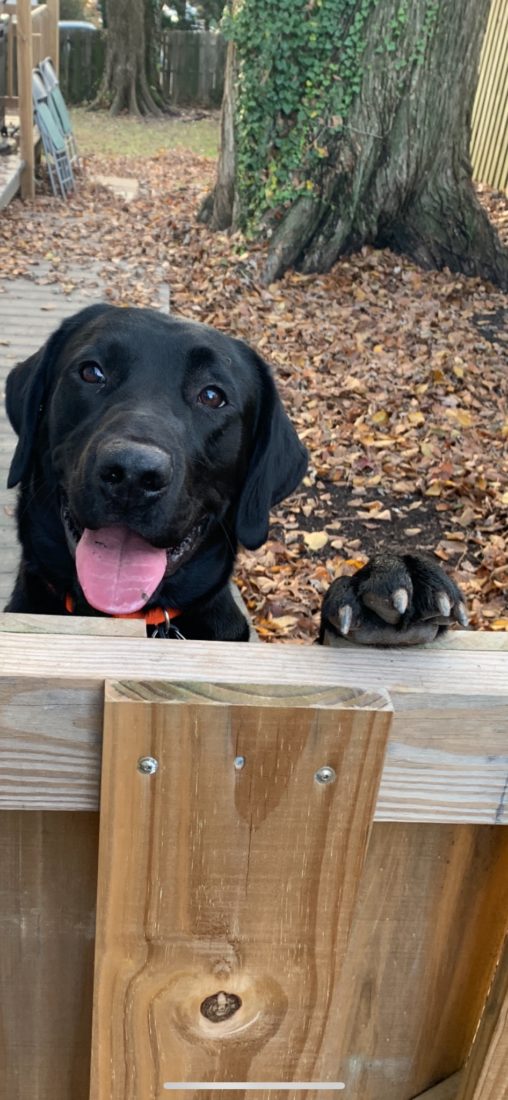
left=413, top=1073, right=462, bottom=1100
left=0, top=612, right=145, bottom=636
left=1, top=748, right=505, bottom=1096
left=0, top=810, right=99, bottom=1100
left=15, top=0, right=35, bottom=199
left=456, top=932, right=508, bottom=1100
left=0, top=628, right=507, bottom=819
left=46, top=0, right=59, bottom=74
left=0, top=676, right=102, bottom=810
left=336, top=825, right=508, bottom=1099
left=3, top=824, right=507, bottom=1099
left=90, top=681, right=392, bottom=1099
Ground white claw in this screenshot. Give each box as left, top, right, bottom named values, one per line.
left=456, top=601, right=469, bottom=627
left=437, top=592, right=452, bottom=618
left=392, top=588, right=409, bottom=615
left=338, top=605, right=353, bottom=636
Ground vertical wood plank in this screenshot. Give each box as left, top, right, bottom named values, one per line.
left=46, top=0, right=59, bottom=73
left=0, top=811, right=99, bottom=1100
left=413, top=1073, right=462, bottom=1100
left=471, top=0, right=508, bottom=190
left=15, top=0, right=35, bottom=200
left=336, top=824, right=508, bottom=1100
left=456, top=933, right=508, bottom=1100
left=90, top=681, right=392, bottom=1099
left=7, top=18, right=15, bottom=97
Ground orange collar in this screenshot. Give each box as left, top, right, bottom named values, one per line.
left=64, top=593, right=181, bottom=627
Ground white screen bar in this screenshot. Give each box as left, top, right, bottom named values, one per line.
left=164, top=1085, right=345, bottom=1091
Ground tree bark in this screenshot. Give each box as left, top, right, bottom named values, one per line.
left=145, top=0, right=164, bottom=108
left=198, top=38, right=237, bottom=228
left=93, top=0, right=162, bottom=116
left=206, top=0, right=508, bottom=290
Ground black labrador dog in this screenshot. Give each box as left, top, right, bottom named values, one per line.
left=4, top=304, right=467, bottom=643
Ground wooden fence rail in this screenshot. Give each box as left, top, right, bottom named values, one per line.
left=0, top=618, right=507, bottom=1099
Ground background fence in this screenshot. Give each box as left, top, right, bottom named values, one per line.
left=471, top=0, right=508, bottom=191
left=160, top=29, right=226, bottom=108
left=59, top=26, right=105, bottom=105
left=58, top=27, right=226, bottom=108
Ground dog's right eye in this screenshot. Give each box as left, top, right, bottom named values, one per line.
left=79, top=362, right=106, bottom=384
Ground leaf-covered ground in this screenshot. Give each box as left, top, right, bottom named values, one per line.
left=1, top=129, right=507, bottom=641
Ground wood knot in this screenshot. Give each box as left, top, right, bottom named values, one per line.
left=200, top=991, right=242, bottom=1022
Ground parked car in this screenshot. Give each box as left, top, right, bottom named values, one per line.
left=59, top=21, right=98, bottom=32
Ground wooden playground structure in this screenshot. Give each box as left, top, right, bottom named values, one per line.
left=0, top=614, right=506, bottom=1099
left=0, top=0, right=59, bottom=207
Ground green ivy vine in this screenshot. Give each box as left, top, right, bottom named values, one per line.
left=223, top=0, right=440, bottom=235
left=223, top=0, right=377, bottom=233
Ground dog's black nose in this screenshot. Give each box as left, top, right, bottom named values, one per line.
left=97, top=441, right=172, bottom=499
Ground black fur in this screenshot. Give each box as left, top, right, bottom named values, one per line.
left=5, top=305, right=308, bottom=640
left=4, top=304, right=467, bottom=646
left=320, top=551, right=468, bottom=647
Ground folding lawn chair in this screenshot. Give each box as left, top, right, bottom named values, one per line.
left=38, top=57, right=79, bottom=167
left=32, top=71, right=74, bottom=199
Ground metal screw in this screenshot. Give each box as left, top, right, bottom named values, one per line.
left=315, top=765, right=336, bottom=785
left=137, top=756, right=159, bottom=775
left=233, top=755, right=246, bottom=771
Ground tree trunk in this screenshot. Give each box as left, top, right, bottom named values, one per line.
left=93, top=0, right=162, bottom=116
left=145, top=0, right=164, bottom=108
left=198, top=38, right=237, bottom=229
left=206, top=0, right=508, bottom=290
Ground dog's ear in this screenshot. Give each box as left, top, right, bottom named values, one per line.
left=6, top=347, right=50, bottom=488
left=6, top=304, right=111, bottom=488
left=235, top=348, right=308, bottom=550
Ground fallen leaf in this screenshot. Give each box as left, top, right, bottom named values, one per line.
left=303, top=531, right=329, bottom=551
left=446, top=408, right=474, bottom=428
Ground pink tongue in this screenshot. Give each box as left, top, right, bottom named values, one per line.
left=75, top=526, right=167, bottom=614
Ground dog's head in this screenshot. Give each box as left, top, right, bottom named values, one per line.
left=6, top=305, right=307, bottom=612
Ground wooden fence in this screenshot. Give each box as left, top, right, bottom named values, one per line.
left=59, top=26, right=105, bottom=106
left=0, top=614, right=507, bottom=1099
left=57, top=28, right=226, bottom=108
left=160, top=30, right=227, bottom=108
left=471, top=0, right=508, bottom=191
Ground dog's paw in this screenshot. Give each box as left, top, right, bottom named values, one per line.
left=320, top=551, right=469, bottom=646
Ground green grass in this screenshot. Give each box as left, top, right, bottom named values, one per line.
left=70, top=107, right=219, bottom=159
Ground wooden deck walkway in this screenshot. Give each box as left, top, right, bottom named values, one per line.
left=0, top=273, right=104, bottom=607
left=0, top=152, right=24, bottom=213
left=0, top=119, right=41, bottom=211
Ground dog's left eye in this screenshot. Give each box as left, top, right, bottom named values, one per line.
left=197, top=386, right=227, bottom=408
left=79, top=362, right=106, bottom=385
